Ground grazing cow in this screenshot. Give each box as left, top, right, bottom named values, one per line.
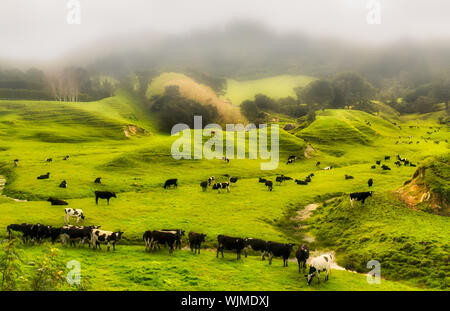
left=296, top=244, right=310, bottom=273
left=244, top=238, right=267, bottom=260
left=59, top=180, right=67, bottom=188
left=47, top=226, right=62, bottom=244
left=306, top=254, right=333, bottom=285
left=47, top=197, right=68, bottom=205
left=349, top=191, right=373, bottom=207
left=259, top=177, right=267, bottom=183
left=384, top=156, right=390, bottom=161
left=288, top=155, right=296, bottom=162
left=208, top=176, right=215, bottom=186
left=143, top=230, right=153, bottom=252
left=212, top=182, right=230, bottom=193
left=64, top=208, right=85, bottom=224
left=229, top=177, right=238, bottom=184
left=323, top=166, right=332, bottom=170
left=371, top=165, right=376, bottom=169
left=295, top=179, right=308, bottom=185
left=316, top=161, right=320, bottom=167
left=305, top=176, right=311, bottom=183
left=266, top=241, right=295, bottom=267
left=149, top=230, right=177, bottom=253
left=265, top=180, right=273, bottom=191
left=276, top=176, right=285, bottom=185
left=345, top=175, right=354, bottom=180
left=161, top=229, right=185, bottom=249
left=91, top=229, right=124, bottom=251
left=410, top=163, right=416, bottom=167
left=63, top=155, right=69, bottom=160
left=164, top=178, right=178, bottom=189
left=7, top=223, right=33, bottom=241
left=61, top=225, right=100, bottom=247
left=94, top=191, right=116, bottom=205
left=94, top=177, right=101, bottom=184
left=395, top=161, right=402, bottom=167
left=376, top=160, right=381, bottom=165
left=200, top=181, right=208, bottom=191
left=188, top=231, right=207, bottom=254
left=37, top=172, right=50, bottom=180
left=381, top=164, right=391, bottom=170
left=216, top=235, right=246, bottom=260
left=287, top=158, right=295, bottom=164
left=45, top=158, right=52, bottom=162
left=13, top=159, right=19, bottom=167
left=29, top=224, right=51, bottom=243
left=368, top=178, right=373, bottom=187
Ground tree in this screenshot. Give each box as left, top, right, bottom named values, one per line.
left=0, top=239, right=23, bottom=291
left=331, top=72, right=375, bottom=108
left=430, top=72, right=450, bottom=112
left=298, top=79, right=334, bottom=110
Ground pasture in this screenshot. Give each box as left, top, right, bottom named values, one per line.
left=0, top=88, right=448, bottom=291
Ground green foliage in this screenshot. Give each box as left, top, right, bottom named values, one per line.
left=0, top=239, right=23, bottom=291
left=28, top=247, right=66, bottom=291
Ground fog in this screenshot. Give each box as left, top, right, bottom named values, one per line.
left=1, top=0, right=450, bottom=62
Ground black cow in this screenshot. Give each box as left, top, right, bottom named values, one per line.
left=266, top=241, right=295, bottom=267
left=381, top=164, right=391, bottom=170
left=164, top=179, right=178, bottom=189
left=61, top=225, right=100, bottom=247
left=368, top=178, right=373, bottom=187
left=265, top=180, right=273, bottom=191
left=244, top=238, right=267, bottom=260
left=376, top=160, right=381, bottom=165
left=349, top=191, right=373, bottom=207
left=345, top=175, right=354, bottom=180
left=150, top=230, right=177, bottom=253
left=410, top=163, right=416, bottom=167
left=316, top=161, right=321, bottom=167
left=200, top=181, right=208, bottom=191
left=259, top=178, right=267, bottom=183
left=371, top=165, right=376, bottom=169
left=47, top=226, right=62, bottom=244
left=59, top=180, right=67, bottom=188
left=295, top=179, right=307, bottom=185
left=305, top=176, right=311, bottom=183
left=7, top=223, right=32, bottom=241
left=37, top=172, right=50, bottom=180
left=45, top=158, right=52, bottom=162
left=229, top=177, right=238, bottom=184
left=94, top=191, right=116, bottom=205
left=296, top=244, right=310, bottom=273
left=47, top=197, right=68, bottom=205
left=216, top=235, right=246, bottom=260
left=143, top=230, right=153, bottom=252
left=63, top=155, right=69, bottom=160
left=188, top=231, right=207, bottom=254
left=212, top=182, right=230, bottom=193
left=94, top=177, right=102, bottom=184
left=162, top=229, right=185, bottom=249
left=384, top=156, right=390, bottom=161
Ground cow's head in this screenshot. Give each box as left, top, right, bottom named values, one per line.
left=369, top=191, right=373, bottom=197
left=180, top=230, right=186, bottom=236
left=47, top=197, right=53, bottom=202
left=287, top=243, right=295, bottom=252
left=112, top=193, right=117, bottom=198
left=80, top=213, right=85, bottom=220
left=305, top=266, right=316, bottom=285
left=199, top=233, right=207, bottom=242
left=116, top=231, right=124, bottom=239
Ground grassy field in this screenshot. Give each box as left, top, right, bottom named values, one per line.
left=223, top=75, right=316, bottom=106
left=0, top=88, right=448, bottom=291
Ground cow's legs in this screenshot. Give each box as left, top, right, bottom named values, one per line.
left=107, top=198, right=110, bottom=205
left=269, top=253, right=273, bottom=265
left=350, top=198, right=354, bottom=207
left=95, top=196, right=99, bottom=205
left=244, top=247, right=248, bottom=258
left=262, top=251, right=266, bottom=260
left=113, top=242, right=116, bottom=251
left=317, top=271, right=321, bottom=284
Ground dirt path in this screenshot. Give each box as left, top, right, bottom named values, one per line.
left=0, top=176, right=27, bottom=202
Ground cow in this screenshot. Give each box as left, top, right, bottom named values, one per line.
left=47, top=226, right=62, bottom=244
left=208, top=176, right=215, bottom=186
left=258, top=178, right=267, bottom=183
left=368, top=178, right=373, bottom=187
left=217, top=235, right=246, bottom=260
left=381, top=164, right=391, bottom=170
left=149, top=230, right=177, bottom=253
left=91, top=229, right=124, bottom=251
left=7, top=223, right=33, bottom=241
left=395, top=161, right=402, bottom=167
left=244, top=238, right=267, bottom=260
left=323, top=166, right=332, bottom=170
left=229, top=177, right=238, bottom=185
left=13, top=159, right=19, bottom=167
left=28, top=223, right=51, bottom=244
left=265, top=180, right=273, bottom=191
left=64, top=208, right=85, bottom=224
left=45, top=158, right=52, bottom=162
left=349, top=191, right=373, bottom=207
left=305, top=254, right=333, bottom=285
left=287, top=158, right=295, bottom=164
left=410, top=163, right=416, bottom=167
left=47, top=197, right=68, bottom=205
left=316, top=161, right=321, bottom=167
left=376, top=160, right=381, bottom=165
left=188, top=231, right=207, bottom=254
left=266, top=241, right=295, bottom=267
left=61, top=225, right=100, bottom=247
left=94, top=177, right=102, bottom=184
left=59, top=180, right=67, bottom=188
left=276, top=176, right=285, bottom=185
left=222, top=157, right=230, bottom=163
left=94, top=191, right=116, bottom=205
left=37, top=172, right=50, bottom=180
left=63, top=155, right=69, bottom=160
left=143, top=230, right=153, bottom=252
left=296, top=244, right=310, bottom=273
left=212, top=182, right=230, bottom=193
left=161, top=229, right=185, bottom=249
left=371, top=165, right=376, bottom=169
left=305, top=176, right=311, bottom=183
left=200, top=181, right=208, bottom=191
left=295, top=179, right=308, bottom=185
left=384, top=156, right=390, bottom=161
left=164, top=178, right=178, bottom=189
left=345, top=175, right=354, bottom=180
left=288, top=155, right=296, bottom=162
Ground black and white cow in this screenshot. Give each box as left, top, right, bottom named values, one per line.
left=212, top=182, right=230, bottom=193
left=164, top=179, right=178, bottom=189
left=188, top=231, right=207, bottom=254
left=47, top=197, right=68, bottom=205
left=63, top=155, right=69, bottom=160
left=94, top=191, right=116, bottom=205
left=149, top=230, right=177, bottom=253
left=305, top=254, right=333, bottom=285
left=216, top=235, right=246, bottom=260
left=349, top=191, right=373, bottom=207
left=91, top=229, right=124, bottom=251
left=266, top=241, right=295, bottom=267
left=244, top=238, right=267, bottom=260
left=64, top=208, right=85, bottom=224
left=45, top=158, right=52, bottom=162
left=14, top=159, right=19, bottom=167
left=162, top=229, right=185, bottom=249
left=94, top=177, right=102, bottom=184
left=296, top=244, right=310, bottom=273
left=59, top=180, right=67, bottom=188
left=208, top=176, right=215, bottom=186
left=61, top=225, right=100, bottom=247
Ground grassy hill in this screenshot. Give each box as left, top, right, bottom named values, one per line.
left=0, top=92, right=448, bottom=290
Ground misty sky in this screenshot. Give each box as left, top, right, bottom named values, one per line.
left=1, top=0, right=450, bottom=61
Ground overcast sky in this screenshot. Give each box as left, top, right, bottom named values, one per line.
left=1, top=0, right=450, bottom=61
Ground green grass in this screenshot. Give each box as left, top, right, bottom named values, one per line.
left=0, top=88, right=448, bottom=291
left=223, top=75, right=316, bottom=106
